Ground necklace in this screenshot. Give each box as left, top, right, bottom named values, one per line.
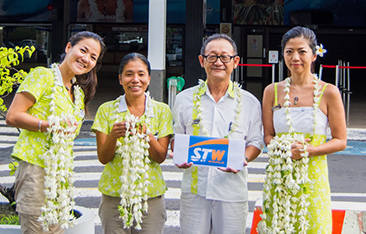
left=39, top=63, right=83, bottom=231
left=284, top=74, right=321, bottom=135
left=193, top=79, right=242, bottom=138
left=258, top=74, right=321, bottom=233
left=293, top=87, right=304, bottom=105
left=64, top=78, right=75, bottom=91
left=114, top=93, right=153, bottom=229
left=88, top=0, right=125, bottom=21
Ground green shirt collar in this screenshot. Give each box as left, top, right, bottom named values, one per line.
left=118, top=94, right=154, bottom=118
left=198, top=80, right=235, bottom=98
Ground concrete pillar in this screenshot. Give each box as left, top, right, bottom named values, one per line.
left=0, top=27, right=3, bottom=46
left=50, top=0, right=70, bottom=63
left=148, top=0, right=167, bottom=103
left=220, top=0, right=232, bottom=23
left=184, top=0, right=205, bottom=88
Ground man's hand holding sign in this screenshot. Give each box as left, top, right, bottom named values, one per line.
left=173, top=134, right=246, bottom=173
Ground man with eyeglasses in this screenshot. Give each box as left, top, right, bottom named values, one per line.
left=172, top=33, right=263, bottom=233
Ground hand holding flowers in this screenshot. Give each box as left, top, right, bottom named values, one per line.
left=290, top=138, right=312, bottom=160
left=48, top=119, right=79, bottom=135
left=258, top=133, right=310, bottom=234
left=111, top=121, right=149, bottom=139
left=259, top=74, right=322, bottom=233
left=113, top=94, right=153, bottom=230
left=110, top=121, right=130, bottom=138
left=38, top=64, right=84, bottom=231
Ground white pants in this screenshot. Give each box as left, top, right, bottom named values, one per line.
left=180, top=193, right=248, bottom=234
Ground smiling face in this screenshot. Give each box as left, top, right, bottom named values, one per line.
left=119, top=59, right=151, bottom=98
left=199, top=39, right=239, bottom=83
left=283, top=36, right=317, bottom=75
left=63, top=38, right=101, bottom=76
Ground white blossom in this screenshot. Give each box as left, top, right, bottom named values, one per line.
left=261, top=74, right=320, bottom=233
left=315, top=44, right=327, bottom=57
left=39, top=63, right=81, bottom=230
left=114, top=94, right=152, bottom=229
left=194, top=81, right=242, bottom=138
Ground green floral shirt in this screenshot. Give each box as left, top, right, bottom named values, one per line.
left=11, top=66, right=85, bottom=168
left=92, top=95, right=173, bottom=198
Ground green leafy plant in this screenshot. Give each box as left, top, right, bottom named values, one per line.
left=0, top=45, right=35, bottom=111
left=0, top=198, right=19, bottom=225
left=8, top=161, right=18, bottom=176
left=0, top=45, right=35, bottom=214
left=0, top=214, right=19, bottom=225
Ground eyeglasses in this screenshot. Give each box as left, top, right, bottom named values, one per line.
left=202, top=54, right=237, bottom=63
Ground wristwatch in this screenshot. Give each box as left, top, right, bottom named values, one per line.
left=245, top=156, right=249, bottom=163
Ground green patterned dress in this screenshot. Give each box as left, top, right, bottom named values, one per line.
left=270, top=84, right=332, bottom=233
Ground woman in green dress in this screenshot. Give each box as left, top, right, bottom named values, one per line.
left=261, top=26, right=347, bottom=233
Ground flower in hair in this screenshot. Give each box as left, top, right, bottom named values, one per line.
left=315, top=44, right=327, bottom=57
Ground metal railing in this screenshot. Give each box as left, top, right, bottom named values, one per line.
left=319, top=61, right=366, bottom=125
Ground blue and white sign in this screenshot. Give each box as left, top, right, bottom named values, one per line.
left=173, top=134, right=246, bottom=170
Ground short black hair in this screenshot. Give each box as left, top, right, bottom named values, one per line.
left=200, top=34, right=238, bottom=56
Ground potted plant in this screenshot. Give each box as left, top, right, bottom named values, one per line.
left=0, top=45, right=95, bottom=234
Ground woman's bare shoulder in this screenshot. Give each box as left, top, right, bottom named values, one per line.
left=264, top=80, right=287, bottom=93
left=322, top=82, right=340, bottom=97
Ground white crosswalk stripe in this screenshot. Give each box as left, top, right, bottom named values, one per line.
left=0, top=119, right=365, bottom=233
left=0, top=139, right=259, bottom=232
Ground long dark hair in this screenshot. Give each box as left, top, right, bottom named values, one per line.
left=59, top=31, right=107, bottom=114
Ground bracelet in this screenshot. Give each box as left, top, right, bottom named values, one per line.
left=245, top=156, right=249, bottom=162
left=38, top=120, right=42, bottom=132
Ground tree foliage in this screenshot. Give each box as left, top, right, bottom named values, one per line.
left=0, top=45, right=35, bottom=111
left=0, top=45, right=35, bottom=208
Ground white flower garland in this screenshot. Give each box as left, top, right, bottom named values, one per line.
left=258, top=74, right=321, bottom=234
left=88, top=0, right=125, bottom=21
left=114, top=93, right=152, bottom=229
left=194, top=79, right=242, bottom=137
left=38, top=64, right=83, bottom=230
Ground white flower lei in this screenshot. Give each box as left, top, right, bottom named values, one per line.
left=38, top=63, right=83, bottom=230
left=114, top=93, right=152, bottom=229
left=258, top=74, right=321, bottom=234
left=194, top=79, right=242, bottom=137
left=88, top=0, right=125, bottom=21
